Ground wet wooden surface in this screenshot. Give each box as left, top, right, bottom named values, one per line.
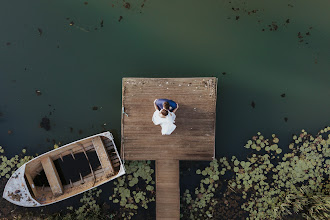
left=121, top=77, right=217, bottom=219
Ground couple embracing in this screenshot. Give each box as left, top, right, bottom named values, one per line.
left=152, top=98, right=179, bottom=135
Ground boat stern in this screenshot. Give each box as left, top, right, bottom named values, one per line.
left=2, top=164, right=41, bottom=207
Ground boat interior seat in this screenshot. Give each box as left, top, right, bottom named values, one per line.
left=92, top=136, right=115, bottom=176
left=41, top=156, right=64, bottom=196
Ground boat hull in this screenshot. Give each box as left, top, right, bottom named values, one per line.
left=2, top=132, right=125, bottom=207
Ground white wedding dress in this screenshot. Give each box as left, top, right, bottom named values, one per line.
left=152, top=110, right=176, bottom=135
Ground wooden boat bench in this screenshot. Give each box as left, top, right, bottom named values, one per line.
left=41, top=156, right=64, bottom=196
left=92, top=136, right=115, bottom=177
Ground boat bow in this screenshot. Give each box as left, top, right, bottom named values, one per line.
left=2, top=164, right=40, bottom=207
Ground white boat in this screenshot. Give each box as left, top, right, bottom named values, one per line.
left=3, top=131, right=125, bottom=207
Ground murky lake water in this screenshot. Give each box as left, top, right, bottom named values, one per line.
left=1, top=0, right=329, bottom=157
left=0, top=0, right=330, bottom=217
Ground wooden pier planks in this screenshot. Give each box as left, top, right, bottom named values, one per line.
left=156, top=160, right=180, bottom=220
left=121, top=77, right=217, bottom=161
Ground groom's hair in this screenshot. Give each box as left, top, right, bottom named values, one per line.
left=160, top=109, right=168, bottom=116
left=163, top=101, right=170, bottom=110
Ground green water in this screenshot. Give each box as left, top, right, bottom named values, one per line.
left=1, top=0, right=330, bottom=159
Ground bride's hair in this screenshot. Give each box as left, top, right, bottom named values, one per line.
left=160, top=109, right=168, bottom=116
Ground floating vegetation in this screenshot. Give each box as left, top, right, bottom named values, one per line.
left=298, top=28, right=313, bottom=44
left=237, top=128, right=329, bottom=219
left=181, top=127, right=330, bottom=219
left=181, top=159, right=225, bottom=219
left=109, top=161, right=155, bottom=219
left=273, top=185, right=330, bottom=220
left=66, top=17, right=104, bottom=32
left=63, top=188, right=103, bottom=220
left=0, top=146, right=33, bottom=179
left=123, top=2, right=131, bottom=9
left=40, top=117, right=51, bottom=131
left=265, top=21, right=279, bottom=31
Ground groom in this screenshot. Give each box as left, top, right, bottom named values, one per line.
left=154, top=98, right=179, bottom=114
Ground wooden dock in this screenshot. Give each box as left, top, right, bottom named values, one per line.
left=156, top=160, right=180, bottom=219
left=121, top=77, right=217, bottom=219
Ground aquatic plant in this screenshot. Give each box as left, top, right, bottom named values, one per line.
left=212, top=187, right=248, bottom=219
left=62, top=188, right=103, bottom=220
left=0, top=186, right=107, bottom=220
left=0, top=146, right=33, bottom=179
left=181, top=127, right=329, bottom=219
left=109, top=160, right=155, bottom=219
left=181, top=160, right=225, bottom=219
left=234, top=128, right=330, bottom=219
left=273, top=185, right=330, bottom=220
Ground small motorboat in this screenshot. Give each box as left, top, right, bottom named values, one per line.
left=3, top=131, right=125, bottom=207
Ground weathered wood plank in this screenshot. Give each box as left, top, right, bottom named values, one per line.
left=122, top=77, right=217, bottom=161
left=156, top=160, right=180, bottom=220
